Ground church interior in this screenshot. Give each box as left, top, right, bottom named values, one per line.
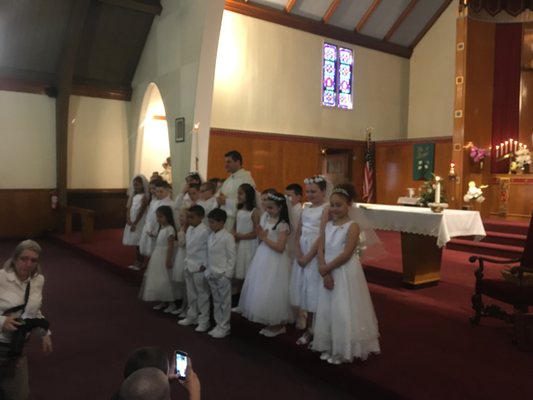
left=1, top=0, right=532, bottom=399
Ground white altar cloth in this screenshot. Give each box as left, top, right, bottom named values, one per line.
left=356, top=203, right=486, bottom=247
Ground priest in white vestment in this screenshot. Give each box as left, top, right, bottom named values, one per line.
left=216, top=150, right=256, bottom=231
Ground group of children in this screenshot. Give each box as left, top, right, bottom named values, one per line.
left=122, top=171, right=380, bottom=364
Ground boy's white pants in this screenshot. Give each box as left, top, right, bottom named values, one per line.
left=206, top=273, right=231, bottom=332
left=184, top=270, right=210, bottom=325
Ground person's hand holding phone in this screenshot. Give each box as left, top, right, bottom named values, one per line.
left=169, top=351, right=201, bottom=400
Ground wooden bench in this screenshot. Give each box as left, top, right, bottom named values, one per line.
left=61, top=205, right=95, bottom=243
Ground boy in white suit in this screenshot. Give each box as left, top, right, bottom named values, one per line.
left=178, top=205, right=211, bottom=332
left=205, top=208, right=236, bottom=338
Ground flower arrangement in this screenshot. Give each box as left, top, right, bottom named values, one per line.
left=515, top=148, right=531, bottom=169
left=463, top=181, right=488, bottom=203
left=417, top=176, right=446, bottom=207
left=464, top=142, right=489, bottom=163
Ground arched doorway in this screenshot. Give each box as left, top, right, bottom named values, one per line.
left=135, top=83, right=170, bottom=180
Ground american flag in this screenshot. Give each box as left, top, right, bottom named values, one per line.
left=362, top=131, right=375, bottom=203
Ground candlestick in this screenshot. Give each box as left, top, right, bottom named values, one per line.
left=496, top=145, right=500, bottom=158
left=435, top=177, right=441, bottom=205
left=505, top=140, right=509, bottom=154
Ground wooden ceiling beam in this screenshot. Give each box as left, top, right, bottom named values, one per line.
left=71, top=79, right=132, bottom=101
left=355, top=0, right=381, bottom=32
left=285, top=0, right=296, bottom=14
left=225, top=0, right=411, bottom=58
left=322, top=0, right=341, bottom=24
left=409, top=0, right=453, bottom=49
left=384, top=0, right=418, bottom=42
left=98, top=0, right=162, bottom=15
left=55, top=0, right=91, bottom=206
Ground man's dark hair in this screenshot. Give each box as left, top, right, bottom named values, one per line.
left=285, top=183, right=303, bottom=197
left=188, top=204, right=205, bottom=218
left=224, top=150, right=243, bottom=164
left=207, top=208, right=227, bottom=223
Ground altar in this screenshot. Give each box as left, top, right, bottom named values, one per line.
left=357, top=203, right=486, bottom=289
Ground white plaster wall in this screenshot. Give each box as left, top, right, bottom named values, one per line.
left=67, top=96, right=129, bottom=188
left=211, top=11, right=410, bottom=141
left=407, top=2, right=456, bottom=138
left=131, top=0, right=225, bottom=181
left=0, top=91, right=56, bottom=189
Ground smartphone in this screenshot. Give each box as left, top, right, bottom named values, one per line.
left=174, top=350, right=188, bottom=380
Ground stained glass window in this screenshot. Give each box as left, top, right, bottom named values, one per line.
left=322, top=43, right=337, bottom=107
left=338, top=47, right=353, bottom=109
left=321, top=43, right=353, bottom=110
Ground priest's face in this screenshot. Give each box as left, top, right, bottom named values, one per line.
left=224, top=156, right=241, bottom=173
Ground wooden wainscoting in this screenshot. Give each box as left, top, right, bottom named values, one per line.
left=208, top=128, right=366, bottom=199
left=0, top=189, right=56, bottom=238
left=67, top=189, right=127, bottom=229
left=375, top=138, right=453, bottom=205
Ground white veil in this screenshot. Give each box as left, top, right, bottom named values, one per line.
left=349, top=205, right=386, bottom=260
left=126, top=174, right=149, bottom=208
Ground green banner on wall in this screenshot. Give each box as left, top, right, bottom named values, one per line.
left=413, top=143, right=435, bottom=181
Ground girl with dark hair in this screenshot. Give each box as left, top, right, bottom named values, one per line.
left=237, top=191, right=293, bottom=337
left=312, top=183, right=380, bottom=364
left=234, top=184, right=260, bottom=281
left=123, top=175, right=150, bottom=270
left=140, top=206, right=177, bottom=309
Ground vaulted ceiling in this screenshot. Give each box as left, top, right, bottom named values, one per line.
left=225, top=0, right=454, bottom=58
left=0, top=0, right=453, bottom=101
left=0, top=0, right=161, bottom=100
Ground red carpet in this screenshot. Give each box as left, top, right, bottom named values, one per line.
left=46, top=228, right=533, bottom=400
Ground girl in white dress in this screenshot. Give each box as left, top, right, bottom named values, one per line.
left=140, top=206, right=177, bottom=306
left=289, top=175, right=328, bottom=346
left=123, top=175, right=149, bottom=269
left=237, top=191, right=293, bottom=337
left=171, top=208, right=188, bottom=317
left=312, top=183, right=380, bottom=364
left=139, top=179, right=159, bottom=258
left=234, top=183, right=260, bottom=280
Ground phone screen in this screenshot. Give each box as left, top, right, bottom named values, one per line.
left=175, top=351, right=188, bottom=380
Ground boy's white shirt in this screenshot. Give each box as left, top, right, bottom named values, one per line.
left=184, top=223, right=209, bottom=273
left=197, top=197, right=218, bottom=224
left=206, top=229, right=236, bottom=278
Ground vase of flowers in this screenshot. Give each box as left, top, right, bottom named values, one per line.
left=465, top=142, right=489, bottom=171
left=515, top=148, right=531, bottom=173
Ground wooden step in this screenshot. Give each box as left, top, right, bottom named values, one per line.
left=481, top=230, right=527, bottom=247
left=482, top=219, right=530, bottom=236
left=446, top=238, right=524, bottom=260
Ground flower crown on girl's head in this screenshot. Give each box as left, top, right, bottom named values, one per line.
left=267, top=192, right=285, bottom=202
left=304, top=175, right=326, bottom=185
left=332, top=187, right=350, bottom=198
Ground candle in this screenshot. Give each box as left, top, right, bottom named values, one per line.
left=505, top=140, right=509, bottom=154
left=496, top=145, right=500, bottom=158
left=435, top=177, right=441, bottom=205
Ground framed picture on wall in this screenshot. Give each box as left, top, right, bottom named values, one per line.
left=175, top=117, right=185, bottom=143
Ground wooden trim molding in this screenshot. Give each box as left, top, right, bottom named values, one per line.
left=224, top=0, right=411, bottom=58
left=211, top=128, right=366, bottom=146
left=72, top=80, right=132, bottom=101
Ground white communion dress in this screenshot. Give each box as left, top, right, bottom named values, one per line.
left=234, top=208, right=259, bottom=279
left=312, top=220, right=380, bottom=362
left=238, top=213, right=293, bottom=325
left=289, top=203, right=326, bottom=312
left=140, top=225, right=176, bottom=302
left=122, top=193, right=147, bottom=246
